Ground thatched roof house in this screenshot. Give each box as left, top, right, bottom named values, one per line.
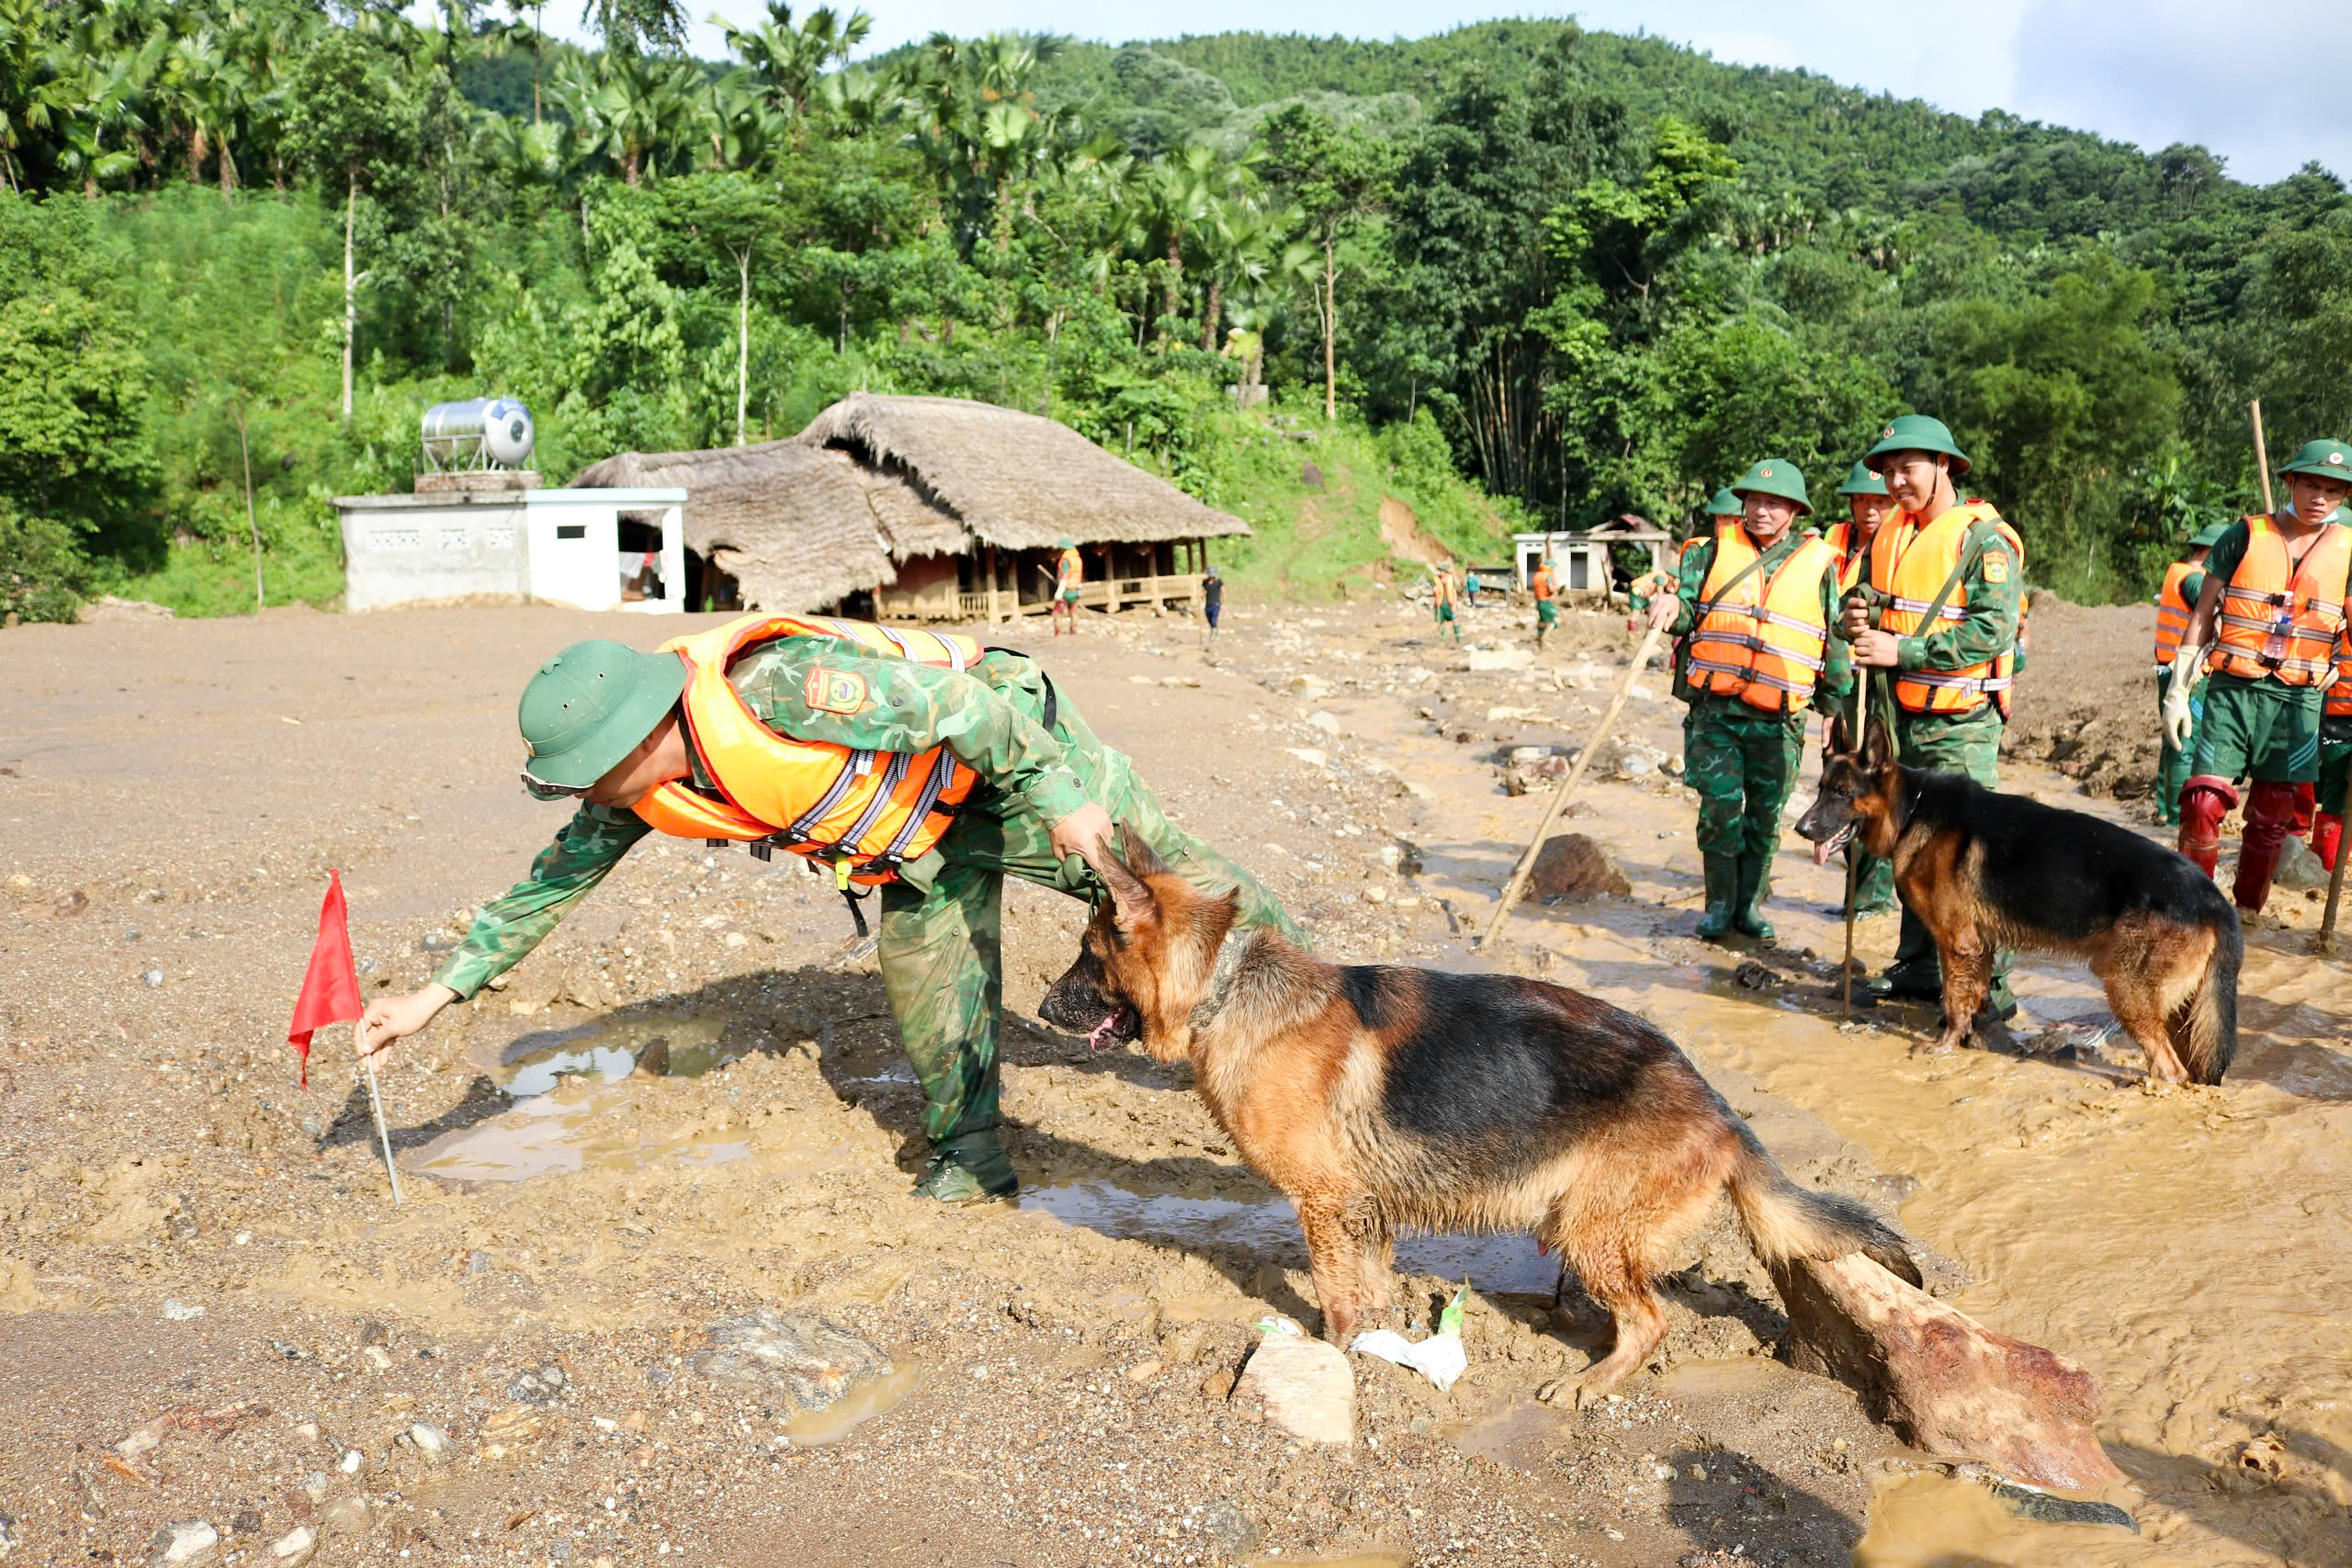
left=796, top=393, right=1251, bottom=551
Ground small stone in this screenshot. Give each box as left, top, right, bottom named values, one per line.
left=1361, top=886, right=1388, bottom=905
left=404, top=1423, right=450, bottom=1463
left=300, top=1472, right=329, bottom=1503
left=336, top=1448, right=363, bottom=1474
left=1306, top=711, right=1341, bottom=737
left=319, top=1497, right=368, bottom=1540
left=1125, top=1360, right=1164, bottom=1383
left=1986, top=1480, right=2140, bottom=1531
left=689, top=1310, right=891, bottom=1422
left=1200, top=1500, right=1261, bottom=1556
left=357, top=1321, right=389, bottom=1347
left=1235, top=1331, right=1354, bottom=1444
left=231, top=1510, right=263, bottom=1537
left=506, top=1363, right=568, bottom=1405
left=1466, top=647, right=1535, bottom=672
left=269, top=1526, right=318, bottom=1565
left=141, top=969, right=164, bottom=988
left=161, top=1299, right=204, bottom=1322
left=1526, top=835, right=1632, bottom=903
left=147, top=1520, right=219, bottom=1566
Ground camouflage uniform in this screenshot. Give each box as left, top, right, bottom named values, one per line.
left=1841, top=527, right=2024, bottom=1006
left=439, top=638, right=1304, bottom=1190
left=1668, top=529, right=1852, bottom=939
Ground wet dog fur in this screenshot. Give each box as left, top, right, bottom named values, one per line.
left=1038, top=827, right=1920, bottom=1404
left=1795, top=716, right=2239, bottom=1083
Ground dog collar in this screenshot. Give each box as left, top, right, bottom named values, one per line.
left=1188, top=925, right=1256, bottom=1032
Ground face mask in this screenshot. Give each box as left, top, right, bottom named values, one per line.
left=2281, top=502, right=2345, bottom=525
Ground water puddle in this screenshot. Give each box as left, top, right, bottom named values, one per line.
left=782, top=1361, right=926, bottom=1448
left=1018, top=1180, right=1560, bottom=1294
left=1855, top=1472, right=2155, bottom=1568
left=413, top=1016, right=752, bottom=1183
left=1244, top=1555, right=1410, bottom=1568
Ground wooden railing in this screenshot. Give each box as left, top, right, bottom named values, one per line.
left=945, top=573, right=1204, bottom=623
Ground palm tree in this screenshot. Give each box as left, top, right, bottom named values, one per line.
left=713, top=2, right=871, bottom=120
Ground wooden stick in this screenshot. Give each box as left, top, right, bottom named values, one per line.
left=2252, top=400, right=2276, bottom=517
left=1477, top=619, right=1669, bottom=949
left=358, top=1021, right=404, bottom=1206
left=1841, top=674, right=1872, bottom=1021
left=2320, top=750, right=2352, bottom=955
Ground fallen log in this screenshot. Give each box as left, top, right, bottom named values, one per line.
left=1771, top=1254, right=2124, bottom=1491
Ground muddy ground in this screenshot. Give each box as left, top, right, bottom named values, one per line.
left=2, top=588, right=2347, bottom=1568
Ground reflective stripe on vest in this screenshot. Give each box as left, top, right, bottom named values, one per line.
left=1684, top=525, right=1838, bottom=714
left=2154, top=561, right=2196, bottom=665
left=628, top=614, right=982, bottom=886
left=2331, top=638, right=2352, bottom=719
left=1876, top=502, right=2021, bottom=718
left=2207, top=515, right=2351, bottom=686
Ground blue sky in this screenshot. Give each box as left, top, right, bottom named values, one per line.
left=531, top=0, right=2351, bottom=185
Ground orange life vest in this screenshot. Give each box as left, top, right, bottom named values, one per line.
left=1684, top=525, right=1838, bottom=714
left=1870, top=501, right=2023, bottom=718
left=1530, top=566, right=1554, bottom=601
left=2153, top=561, right=2197, bottom=666
left=1825, top=519, right=1883, bottom=592
left=2329, top=636, right=2352, bottom=720
left=2208, top=515, right=2351, bottom=687
left=629, top=614, right=983, bottom=886
left=1056, top=548, right=1082, bottom=591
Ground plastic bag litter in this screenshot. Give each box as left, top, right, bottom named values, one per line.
left=1349, top=1283, right=1468, bottom=1392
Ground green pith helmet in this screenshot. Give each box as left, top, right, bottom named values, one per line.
left=516, top=639, right=685, bottom=792
left=2276, top=437, right=2352, bottom=481
left=2188, top=522, right=2229, bottom=549
left=1730, top=458, right=1813, bottom=515
left=1863, top=413, right=1971, bottom=476
left=1707, top=487, right=1742, bottom=517
left=1836, top=460, right=1890, bottom=498
left=1056, top=536, right=1078, bottom=549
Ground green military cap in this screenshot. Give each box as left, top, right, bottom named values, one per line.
left=2276, top=437, right=2352, bottom=480
left=2188, top=522, right=2229, bottom=548
left=1707, top=487, right=1742, bottom=516
left=1836, top=460, right=1890, bottom=498
left=516, top=639, right=685, bottom=794
left=1056, top=536, right=1078, bottom=549
left=1864, top=413, right=1971, bottom=475
left=1730, top=458, right=1813, bottom=514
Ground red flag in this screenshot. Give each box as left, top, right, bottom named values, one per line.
left=287, top=870, right=362, bottom=1089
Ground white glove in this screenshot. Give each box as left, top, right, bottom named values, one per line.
left=2162, top=651, right=2201, bottom=751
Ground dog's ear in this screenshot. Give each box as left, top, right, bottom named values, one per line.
left=1862, top=714, right=1895, bottom=773
left=1099, top=826, right=1161, bottom=936
left=1826, top=712, right=1852, bottom=759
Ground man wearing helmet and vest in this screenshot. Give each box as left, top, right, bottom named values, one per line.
left=1822, top=461, right=1899, bottom=915
left=1647, top=459, right=1850, bottom=942
left=2151, top=522, right=2226, bottom=827
left=352, top=615, right=1306, bottom=1203
left=1529, top=556, right=1558, bottom=649
left=2162, top=438, right=2352, bottom=912
left=1838, top=415, right=2025, bottom=1021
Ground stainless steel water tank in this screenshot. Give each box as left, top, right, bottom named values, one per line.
left=421, top=398, right=535, bottom=469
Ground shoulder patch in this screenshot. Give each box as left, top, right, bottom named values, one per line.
left=803, top=666, right=868, bottom=716
left=1982, top=552, right=2010, bottom=584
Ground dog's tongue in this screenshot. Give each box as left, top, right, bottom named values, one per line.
left=1813, top=836, right=1835, bottom=867
left=1086, top=1012, right=1121, bottom=1051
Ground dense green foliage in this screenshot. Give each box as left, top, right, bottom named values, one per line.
left=1, top=7, right=2346, bottom=621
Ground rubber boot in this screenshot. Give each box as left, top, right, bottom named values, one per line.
left=2177, top=774, right=2236, bottom=880
left=2316, top=813, right=2344, bottom=874
left=1732, top=852, right=1776, bottom=942
left=910, top=1128, right=1017, bottom=1204
left=2234, top=780, right=2299, bottom=915
left=1694, top=852, right=1739, bottom=942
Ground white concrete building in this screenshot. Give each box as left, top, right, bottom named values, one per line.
left=334, top=488, right=687, bottom=614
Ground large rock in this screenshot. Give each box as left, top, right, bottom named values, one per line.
left=691, top=1310, right=894, bottom=1420
left=2276, top=835, right=2330, bottom=891
left=1502, top=750, right=1571, bottom=796
left=1772, top=1255, right=2123, bottom=1490
left=1235, top=1331, right=1354, bottom=1445
left=1466, top=646, right=1535, bottom=672
left=1528, top=834, right=1631, bottom=903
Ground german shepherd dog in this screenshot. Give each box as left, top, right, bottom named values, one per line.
left=1038, top=828, right=1920, bottom=1404
left=1795, top=716, right=2239, bottom=1083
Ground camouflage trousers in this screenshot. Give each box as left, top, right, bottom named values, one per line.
left=877, top=668, right=1305, bottom=1148
left=1885, top=700, right=2009, bottom=989
left=1685, top=697, right=1805, bottom=862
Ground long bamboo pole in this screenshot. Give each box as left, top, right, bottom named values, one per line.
left=1840, top=673, right=1872, bottom=1021
left=357, top=1021, right=404, bottom=1206
left=1478, top=620, right=1668, bottom=949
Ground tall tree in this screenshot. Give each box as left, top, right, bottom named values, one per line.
left=284, top=27, right=409, bottom=419
left=1260, top=104, right=1396, bottom=422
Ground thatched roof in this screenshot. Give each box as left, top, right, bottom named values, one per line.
left=572, top=440, right=970, bottom=611
left=797, top=392, right=1250, bottom=550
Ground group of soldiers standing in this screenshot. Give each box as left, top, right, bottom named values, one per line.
left=1621, top=412, right=2352, bottom=1026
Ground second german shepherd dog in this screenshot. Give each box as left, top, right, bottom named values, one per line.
left=1038, top=828, right=1920, bottom=1404
left=1795, top=716, right=2239, bottom=1083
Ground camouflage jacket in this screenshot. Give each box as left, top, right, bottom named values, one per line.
left=432, top=640, right=1086, bottom=1000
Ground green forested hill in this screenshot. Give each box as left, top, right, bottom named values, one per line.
left=1, top=8, right=2346, bottom=622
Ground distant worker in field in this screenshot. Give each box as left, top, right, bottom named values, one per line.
left=2150, top=522, right=2226, bottom=827
left=1530, top=555, right=1557, bottom=649
left=1822, top=461, right=1898, bottom=915
left=352, top=615, right=1305, bottom=1204
left=1464, top=567, right=1484, bottom=608
left=1431, top=566, right=1463, bottom=645
left=1201, top=566, right=1224, bottom=656
left=1648, top=459, right=1849, bottom=942
left=2163, top=438, right=2352, bottom=912
left=1052, top=536, right=1084, bottom=637
left=1838, top=415, right=2024, bottom=1018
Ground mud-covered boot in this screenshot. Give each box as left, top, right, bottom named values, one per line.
left=1732, top=852, right=1776, bottom=942
left=910, top=1130, right=1017, bottom=1204
left=1694, top=853, right=1739, bottom=942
